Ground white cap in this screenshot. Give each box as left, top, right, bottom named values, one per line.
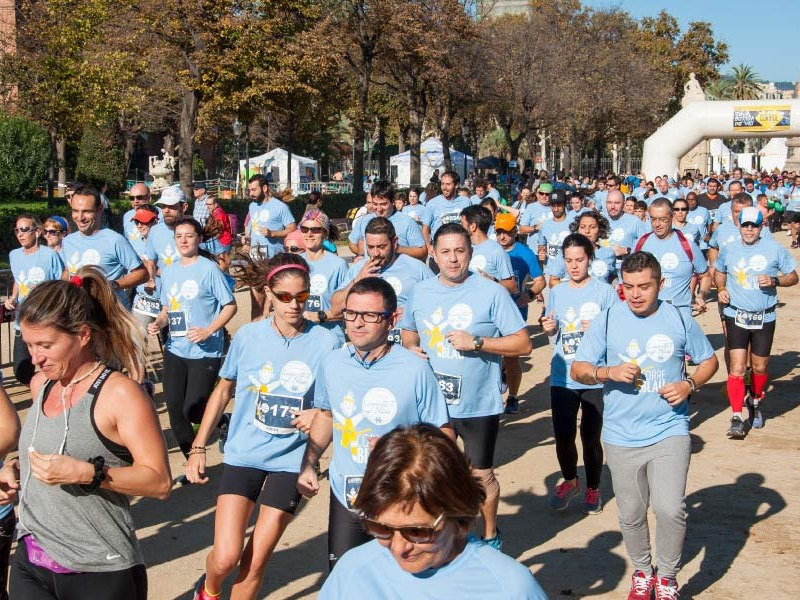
left=738, top=206, right=763, bottom=227
left=156, top=185, right=186, bottom=206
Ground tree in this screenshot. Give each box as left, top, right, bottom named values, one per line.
left=0, top=114, right=50, bottom=197
left=75, top=123, right=127, bottom=190
left=726, top=64, right=762, bottom=100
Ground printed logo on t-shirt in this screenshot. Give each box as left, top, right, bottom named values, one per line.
left=469, top=254, right=487, bottom=273
left=333, top=392, right=373, bottom=464
left=160, top=243, right=179, bottom=267
left=589, top=260, right=608, bottom=279
left=660, top=252, right=680, bottom=271
left=361, top=387, right=398, bottom=425
left=733, top=255, right=767, bottom=290
left=310, top=274, right=327, bottom=295
left=422, top=305, right=470, bottom=360
left=181, top=279, right=199, bottom=300
left=17, top=267, right=46, bottom=300
left=81, top=248, right=101, bottom=267
left=383, top=276, right=403, bottom=296
left=618, top=337, right=669, bottom=392
left=646, top=334, right=675, bottom=362
left=610, top=227, right=625, bottom=242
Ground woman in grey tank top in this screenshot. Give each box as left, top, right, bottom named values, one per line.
left=0, top=266, right=172, bottom=600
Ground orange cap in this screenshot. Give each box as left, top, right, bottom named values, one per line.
left=494, top=213, right=517, bottom=231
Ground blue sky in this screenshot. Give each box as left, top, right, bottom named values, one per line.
left=582, top=0, right=799, bottom=83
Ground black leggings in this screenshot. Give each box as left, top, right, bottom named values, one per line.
left=13, top=331, right=35, bottom=386
left=0, top=510, right=15, bottom=600
left=162, top=350, right=222, bottom=457
left=551, top=386, right=604, bottom=489
left=327, top=494, right=370, bottom=573
left=9, top=541, right=147, bottom=600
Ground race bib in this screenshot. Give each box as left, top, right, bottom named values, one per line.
left=133, top=294, right=161, bottom=318
left=167, top=311, right=188, bottom=337
left=254, top=393, right=303, bottom=434
left=344, top=475, right=363, bottom=511
left=561, top=331, right=584, bottom=357
left=387, top=327, right=402, bottom=345
left=735, top=308, right=764, bottom=330
left=440, top=212, right=461, bottom=226
left=434, top=371, right=462, bottom=405
left=547, top=244, right=559, bottom=258
left=306, top=294, right=322, bottom=311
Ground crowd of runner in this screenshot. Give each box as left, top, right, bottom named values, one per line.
left=0, top=165, right=797, bottom=599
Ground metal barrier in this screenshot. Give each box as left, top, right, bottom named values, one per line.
left=0, top=270, right=15, bottom=366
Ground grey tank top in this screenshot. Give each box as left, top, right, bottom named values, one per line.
left=18, top=367, right=145, bottom=572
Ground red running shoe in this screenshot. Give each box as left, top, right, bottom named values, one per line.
left=627, top=570, right=655, bottom=600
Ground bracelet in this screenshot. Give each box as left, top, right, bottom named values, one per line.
left=592, top=366, right=600, bottom=385
left=189, top=449, right=206, bottom=456
left=686, top=376, right=697, bottom=393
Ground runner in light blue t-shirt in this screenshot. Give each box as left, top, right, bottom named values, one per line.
left=460, top=205, right=515, bottom=293
left=545, top=210, right=617, bottom=287
left=245, top=175, right=296, bottom=258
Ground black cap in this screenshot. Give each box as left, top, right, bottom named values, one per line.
left=548, top=189, right=567, bottom=204
left=192, top=181, right=206, bottom=190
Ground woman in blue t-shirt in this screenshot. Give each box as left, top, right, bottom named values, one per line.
left=319, top=424, right=546, bottom=600
left=547, top=210, right=617, bottom=286
left=184, top=253, right=338, bottom=600
left=147, top=218, right=237, bottom=461
left=541, top=234, right=617, bottom=515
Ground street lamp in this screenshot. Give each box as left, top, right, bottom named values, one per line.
left=232, top=118, right=242, bottom=197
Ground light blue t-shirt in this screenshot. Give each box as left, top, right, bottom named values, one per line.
left=709, top=221, right=772, bottom=251
left=132, top=237, right=160, bottom=310
left=566, top=207, right=589, bottom=223
left=673, top=221, right=704, bottom=248
left=714, top=201, right=733, bottom=225
left=469, top=239, right=514, bottom=281
left=400, top=274, right=527, bottom=418
left=348, top=211, right=425, bottom=253
left=338, top=254, right=434, bottom=309
left=687, top=206, right=711, bottom=250
left=402, top=204, right=426, bottom=224
left=546, top=278, right=618, bottom=389
left=160, top=256, right=236, bottom=359
left=637, top=231, right=707, bottom=316
left=714, top=238, right=797, bottom=324
left=787, top=186, right=800, bottom=212
left=575, top=301, right=714, bottom=447
left=592, top=190, right=608, bottom=211
left=519, top=203, right=552, bottom=235
left=315, top=344, right=449, bottom=510
left=423, top=195, right=474, bottom=237
left=602, top=213, right=647, bottom=253
left=248, top=198, right=296, bottom=257
left=144, top=222, right=180, bottom=272
left=303, top=251, right=349, bottom=345
left=320, top=537, right=546, bottom=600
left=545, top=245, right=617, bottom=285
left=219, top=318, right=338, bottom=472
left=534, top=217, right=571, bottom=262
left=9, top=246, right=64, bottom=329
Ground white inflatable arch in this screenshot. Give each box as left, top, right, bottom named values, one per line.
left=641, top=99, right=800, bottom=178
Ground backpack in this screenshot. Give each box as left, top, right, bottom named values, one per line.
left=634, top=229, right=693, bottom=261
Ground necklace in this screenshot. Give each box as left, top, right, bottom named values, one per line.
left=272, top=319, right=305, bottom=347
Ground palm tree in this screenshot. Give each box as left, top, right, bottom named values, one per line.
left=704, top=78, right=731, bottom=101
left=727, top=64, right=763, bottom=100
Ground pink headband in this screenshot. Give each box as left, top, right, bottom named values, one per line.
left=267, top=263, right=308, bottom=282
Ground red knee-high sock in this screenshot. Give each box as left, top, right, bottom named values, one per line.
left=727, top=375, right=746, bottom=413
left=750, top=371, right=768, bottom=400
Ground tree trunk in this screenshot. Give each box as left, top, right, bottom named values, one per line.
left=398, top=120, right=410, bottom=154
left=625, top=135, right=632, bottom=174
left=56, top=135, right=66, bottom=188
left=378, top=118, right=387, bottom=179
left=560, top=144, right=570, bottom=173
left=179, top=88, right=198, bottom=198
left=408, top=88, right=427, bottom=186
left=438, top=101, right=453, bottom=172
left=352, top=124, right=365, bottom=194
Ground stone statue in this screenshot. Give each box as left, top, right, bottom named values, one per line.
left=681, top=73, right=706, bottom=108
left=148, top=148, right=178, bottom=191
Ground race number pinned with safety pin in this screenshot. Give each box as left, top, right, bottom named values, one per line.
left=254, top=393, right=304, bottom=434
left=167, top=311, right=188, bottom=337
left=133, top=295, right=161, bottom=318
left=387, top=327, right=402, bottom=345
left=344, top=475, right=363, bottom=511
left=735, top=308, right=765, bottom=330
left=434, top=371, right=462, bottom=405
left=561, top=331, right=584, bottom=357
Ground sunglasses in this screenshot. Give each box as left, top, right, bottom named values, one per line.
left=43, top=229, right=64, bottom=235
left=14, top=227, right=36, bottom=234
left=536, top=192, right=548, bottom=196
left=342, top=309, right=392, bottom=323
left=300, top=225, right=326, bottom=234
left=285, top=246, right=302, bottom=253
left=360, top=513, right=444, bottom=544
left=495, top=228, right=515, bottom=235
left=673, top=207, right=688, bottom=212
left=130, top=194, right=150, bottom=201
left=740, top=223, right=761, bottom=229
left=270, top=289, right=310, bottom=303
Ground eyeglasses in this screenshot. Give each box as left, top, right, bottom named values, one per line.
left=285, top=246, right=302, bottom=253
left=360, top=513, right=444, bottom=544
left=342, top=309, right=392, bottom=323
left=14, top=227, right=35, bottom=234
left=300, top=225, right=326, bottom=234
left=270, top=289, right=310, bottom=303
left=134, top=220, right=153, bottom=226
left=673, top=207, right=688, bottom=212
left=536, top=192, right=548, bottom=196
left=495, top=228, right=515, bottom=235
left=43, top=229, right=64, bottom=235
left=130, top=194, right=150, bottom=201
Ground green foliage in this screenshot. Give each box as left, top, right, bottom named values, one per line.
left=0, top=114, right=50, bottom=198
left=75, top=125, right=126, bottom=190
left=193, top=155, right=207, bottom=178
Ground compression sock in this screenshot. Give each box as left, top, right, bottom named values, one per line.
left=750, top=371, right=768, bottom=401
left=727, top=375, right=746, bottom=414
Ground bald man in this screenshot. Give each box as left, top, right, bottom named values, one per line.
left=604, top=189, right=648, bottom=267
left=123, top=183, right=157, bottom=244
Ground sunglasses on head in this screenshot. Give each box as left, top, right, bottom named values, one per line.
left=270, top=289, right=310, bottom=303
left=299, top=225, right=326, bottom=234
left=14, top=227, right=35, bottom=234
left=130, top=194, right=150, bottom=201
left=43, top=229, right=63, bottom=235
left=360, top=513, right=444, bottom=544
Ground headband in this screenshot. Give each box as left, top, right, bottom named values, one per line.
left=267, top=263, right=308, bottom=282
left=49, top=216, right=68, bottom=231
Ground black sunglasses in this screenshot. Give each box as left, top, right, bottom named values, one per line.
left=130, top=194, right=150, bottom=201
left=43, top=229, right=64, bottom=235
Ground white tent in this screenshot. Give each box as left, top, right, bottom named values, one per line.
left=239, top=148, right=318, bottom=194
left=390, top=137, right=474, bottom=186
left=708, top=138, right=734, bottom=173
left=758, top=138, right=788, bottom=172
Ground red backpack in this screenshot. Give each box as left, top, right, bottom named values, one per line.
left=617, top=229, right=694, bottom=300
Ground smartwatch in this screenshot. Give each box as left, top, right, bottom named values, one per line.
left=771, top=276, right=779, bottom=288
left=317, top=311, right=327, bottom=323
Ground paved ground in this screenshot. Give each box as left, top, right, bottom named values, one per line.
left=3, top=236, right=800, bottom=599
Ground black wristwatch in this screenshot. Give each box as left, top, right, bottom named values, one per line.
left=771, top=276, right=779, bottom=288
left=317, top=311, right=327, bottom=323
left=81, top=456, right=106, bottom=492
left=473, top=336, right=484, bottom=351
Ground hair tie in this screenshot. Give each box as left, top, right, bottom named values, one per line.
left=69, top=275, right=83, bottom=288
left=266, top=263, right=308, bottom=282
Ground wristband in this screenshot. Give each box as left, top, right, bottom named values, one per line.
left=81, top=456, right=106, bottom=492
left=686, top=376, right=697, bottom=393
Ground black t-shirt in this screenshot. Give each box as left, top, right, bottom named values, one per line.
left=696, top=193, right=725, bottom=211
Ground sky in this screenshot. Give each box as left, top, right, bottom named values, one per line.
left=582, top=0, right=799, bottom=83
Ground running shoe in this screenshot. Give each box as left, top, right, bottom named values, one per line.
left=654, top=576, right=680, bottom=600
left=549, top=479, right=580, bottom=510
left=792, top=241, right=799, bottom=249
left=747, top=395, right=765, bottom=429
left=626, top=570, right=656, bottom=600
left=192, top=574, right=219, bottom=600
left=727, top=416, right=746, bottom=440
left=500, top=370, right=508, bottom=395
left=217, top=412, right=231, bottom=453
left=583, top=487, right=603, bottom=514
left=504, top=396, right=519, bottom=414
left=482, top=527, right=503, bottom=551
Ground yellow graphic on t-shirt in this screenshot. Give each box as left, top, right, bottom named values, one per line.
left=562, top=307, right=580, bottom=332
left=333, top=392, right=371, bottom=458
left=67, top=252, right=81, bottom=275
left=733, top=257, right=749, bottom=286
left=619, top=339, right=648, bottom=367
left=17, top=272, right=29, bottom=298
left=247, top=363, right=280, bottom=395
left=166, top=283, right=182, bottom=311
left=161, top=244, right=178, bottom=267
left=423, top=307, right=448, bottom=352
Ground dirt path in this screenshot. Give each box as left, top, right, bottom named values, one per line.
left=4, top=238, right=799, bottom=599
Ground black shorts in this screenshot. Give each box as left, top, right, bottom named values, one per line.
left=784, top=210, right=800, bottom=224
left=327, top=495, right=370, bottom=572
left=723, top=317, right=776, bottom=356
left=218, top=464, right=301, bottom=515
left=451, top=414, right=500, bottom=470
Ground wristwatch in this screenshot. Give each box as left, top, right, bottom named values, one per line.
left=317, top=311, right=327, bottom=323
left=771, top=276, right=779, bottom=288
left=473, top=336, right=484, bottom=351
